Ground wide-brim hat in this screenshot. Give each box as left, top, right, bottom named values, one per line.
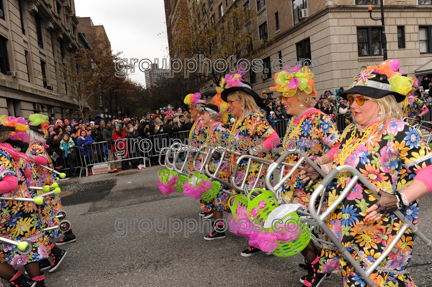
left=221, top=81, right=263, bottom=107
left=0, top=124, right=14, bottom=132
left=202, top=104, right=219, bottom=114
left=339, top=72, right=406, bottom=103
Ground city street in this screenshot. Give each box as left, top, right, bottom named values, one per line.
left=36, top=166, right=432, bottom=287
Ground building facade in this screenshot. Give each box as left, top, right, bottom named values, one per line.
left=0, top=0, right=82, bottom=120
left=165, top=0, right=432, bottom=98
left=144, top=63, right=169, bottom=88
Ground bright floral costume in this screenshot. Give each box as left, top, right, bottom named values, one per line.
left=400, top=94, right=428, bottom=118
left=0, top=147, right=50, bottom=266
left=280, top=109, right=339, bottom=206
left=320, top=60, right=431, bottom=286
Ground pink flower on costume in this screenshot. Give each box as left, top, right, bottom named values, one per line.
left=329, top=219, right=342, bottom=240
left=344, top=149, right=361, bottom=167
left=11, top=255, right=28, bottom=267
left=346, top=178, right=364, bottom=200
left=321, top=259, right=340, bottom=273
left=387, top=119, right=405, bottom=136
left=38, top=245, right=48, bottom=258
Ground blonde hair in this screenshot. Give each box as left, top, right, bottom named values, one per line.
left=296, top=91, right=317, bottom=107
left=228, top=90, right=260, bottom=116
left=374, top=95, right=403, bottom=121
left=189, top=104, right=202, bottom=111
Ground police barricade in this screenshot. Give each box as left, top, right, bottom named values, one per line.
left=54, top=146, right=86, bottom=178
left=76, top=138, right=153, bottom=176
left=309, top=165, right=432, bottom=287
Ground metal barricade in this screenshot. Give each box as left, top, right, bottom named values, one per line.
left=309, top=165, right=432, bottom=287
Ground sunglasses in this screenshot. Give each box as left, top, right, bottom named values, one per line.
left=347, top=95, right=370, bottom=106
left=227, top=100, right=239, bottom=105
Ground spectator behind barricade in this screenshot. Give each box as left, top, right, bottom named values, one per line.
left=126, top=122, right=139, bottom=138
left=422, top=76, right=430, bottom=90
left=92, top=120, right=104, bottom=142
left=163, top=116, right=177, bottom=136
left=112, top=124, right=129, bottom=171
left=143, top=122, right=152, bottom=138
left=50, top=134, right=62, bottom=169
left=77, top=129, right=94, bottom=165
left=268, top=111, right=278, bottom=130
left=102, top=121, right=117, bottom=172
left=275, top=105, right=287, bottom=120
left=338, top=99, right=349, bottom=115
left=60, top=132, right=77, bottom=177
left=154, top=117, right=165, bottom=134
left=322, top=99, right=336, bottom=120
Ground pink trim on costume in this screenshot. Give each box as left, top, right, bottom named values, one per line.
left=414, top=165, right=432, bottom=194
left=292, top=108, right=320, bottom=124
left=423, top=106, right=429, bottom=115
left=327, top=142, right=340, bottom=160
left=31, top=274, right=45, bottom=281
left=263, top=131, right=280, bottom=151
left=34, top=156, right=48, bottom=165
left=10, top=270, right=22, bottom=281
left=0, top=175, right=18, bottom=194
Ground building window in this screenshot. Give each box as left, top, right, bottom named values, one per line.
left=356, top=0, right=379, bottom=4
left=218, top=3, right=223, bottom=18
left=418, top=0, right=432, bottom=5
left=60, top=40, right=65, bottom=59
left=211, top=14, right=215, bottom=24
left=25, top=51, right=30, bottom=82
left=263, top=57, right=271, bottom=79
left=244, top=0, right=250, bottom=9
left=35, top=14, right=43, bottom=48
left=259, top=21, right=268, bottom=41
left=257, top=0, right=265, bottom=11
left=56, top=1, right=61, bottom=14
left=420, top=26, right=432, bottom=54
left=357, top=27, right=382, bottom=56
left=292, top=0, right=307, bottom=25
left=397, top=26, right=405, bottom=49
left=40, top=60, right=47, bottom=88
left=0, top=36, right=9, bottom=74
left=0, top=0, right=4, bottom=20
left=275, top=12, right=279, bottom=31
left=209, top=0, right=213, bottom=6
left=19, top=0, right=25, bottom=34
left=296, top=38, right=311, bottom=62
left=250, top=69, right=256, bottom=84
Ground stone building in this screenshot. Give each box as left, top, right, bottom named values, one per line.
left=0, top=0, right=83, bottom=120
left=165, top=0, right=432, bottom=98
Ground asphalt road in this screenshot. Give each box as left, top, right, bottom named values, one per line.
left=28, top=166, right=432, bottom=287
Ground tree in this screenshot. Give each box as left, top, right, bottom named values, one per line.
left=169, top=1, right=256, bottom=86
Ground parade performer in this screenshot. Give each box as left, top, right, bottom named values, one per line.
left=400, top=86, right=429, bottom=120
left=200, top=95, right=231, bottom=240
left=0, top=122, right=48, bottom=286
left=184, top=93, right=210, bottom=218
left=269, top=66, right=340, bottom=286
left=315, top=61, right=432, bottom=286
left=220, top=70, right=281, bottom=257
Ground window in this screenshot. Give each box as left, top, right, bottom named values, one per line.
left=244, top=0, right=250, bottom=9
left=25, top=51, right=30, bottom=82
left=263, top=57, right=271, bottom=79
left=355, top=0, right=379, bottom=4
left=357, top=27, right=382, bottom=56
left=296, top=38, right=311, bottom=62
left=19, top=0, right=25, bottom=34
left=292, top=0, right=307, bottom=25
left=0, top=0, right=4, bottom=20
left=418, top=0, right=432, bottom=4
left=397, top=26, right=405, bottom=49
left=257, top=0, right=265, bottom=11
left=275, top=12, right=279, bottom=31
left=218, top=3, right=223, bottom=18
left=56, top=1, right=61, bottom=14
left=0, top=36, right=9, bottom=74
left=250, top=69, right=256, bottom=84
left=208, top=0, right=213, bottom=6
left=259, top=21, right=268, bottom=41
left=211, top=14, right=215, bottom=24
left=60, top=40, right=65, bottom=59
left=40, top=60, right=47, bottom=88
left=35, top=14, right=43, bottom=48
left=420, top=26, right=432, bottom=54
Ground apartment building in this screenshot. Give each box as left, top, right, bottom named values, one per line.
left=0, top=0, right=82, bottom=119
left=165, top=0, right=432, bottom=98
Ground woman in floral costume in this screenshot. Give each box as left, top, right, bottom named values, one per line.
left=269, top=66, right=340, bottom=287
left=183, top=93, right=210, bottom=217
left=318, top=61, right=432, bottom=286
left=220, top=70, right=280, bottom=257
left=201, top=94, right=231, bottom=240
left=0, top=122, right=49, bottom=286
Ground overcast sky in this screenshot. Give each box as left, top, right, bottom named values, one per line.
left=75, top=0, right=169, bottom=87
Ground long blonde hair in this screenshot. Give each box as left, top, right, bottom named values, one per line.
left=374, top=94, right=403, bottom=120
left=228, top=90, right=261, bottom=118
left=296, top=91, right=317, bottom=107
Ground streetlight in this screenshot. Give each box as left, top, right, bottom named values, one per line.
left=368, top=3, right=387, bottom=60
